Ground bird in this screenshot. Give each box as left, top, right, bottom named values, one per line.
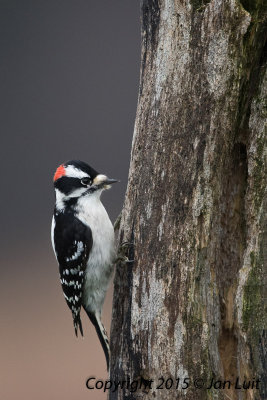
left=51, top=160, right=118, bottom=369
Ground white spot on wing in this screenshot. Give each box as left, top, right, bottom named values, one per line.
left=66, top=241, right=84, bottom=262
left=70, top=268, right=79, bottom=275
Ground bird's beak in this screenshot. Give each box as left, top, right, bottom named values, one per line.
left=103, top=178, right=119, bottom=189
left=93, top=175, right=119, bottom=189
left=104, top=178, right=118, bottom=185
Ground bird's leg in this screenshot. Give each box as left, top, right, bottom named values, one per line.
left=115, top=241, right=134, bottom=264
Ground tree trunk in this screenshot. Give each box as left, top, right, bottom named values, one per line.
left=110, top=1, right=267, bottom=399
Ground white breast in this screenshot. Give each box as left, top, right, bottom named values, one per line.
left=76, top=192, right=115, bottom=314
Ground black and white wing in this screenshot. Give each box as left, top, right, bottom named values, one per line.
left=52, top=212, right=93, bottom=336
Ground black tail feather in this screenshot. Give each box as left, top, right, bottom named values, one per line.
left=73, top=313, right=83, bottom=337
left=85, top=310, right=110, bottom=370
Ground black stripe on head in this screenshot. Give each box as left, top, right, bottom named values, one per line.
left=65, top=160, right=99, bottom=180
left=54, top=177, right=84, bottom=195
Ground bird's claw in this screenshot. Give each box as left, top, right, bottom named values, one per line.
left=115, top=241, right=135, bottom=265
left=115, top=255, right=134, bottom=264
left=120, top=241, right=134, bottom=249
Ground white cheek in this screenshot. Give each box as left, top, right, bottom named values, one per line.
left=69, top=187, right=87, bottom=198
left=55, top=189, right=65, bottom=210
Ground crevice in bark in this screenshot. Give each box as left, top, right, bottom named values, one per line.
left=140, top=0, right=160, bottom=96
left=236, top=6, right=267, bottom=138
left=141, top=0, right=160, bottom=47
left=259, top=39, right=267, bottom=68
left=239, top=0, right=265, bottom=15
left=190, top=0, right=211, bottom=12
left=218, top=327, right=238, bottom=399
left=217, top=143, right=248, bottom=288
left=218, top=143, right=248, bottom=399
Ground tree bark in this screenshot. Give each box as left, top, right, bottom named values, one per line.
left=110, top=1, right=266, bottom=399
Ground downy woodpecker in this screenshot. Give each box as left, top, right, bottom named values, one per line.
left=51, top=160, right=117, bottom=369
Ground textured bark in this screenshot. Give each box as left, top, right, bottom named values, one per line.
left=110, top=1, right=267, bottom=399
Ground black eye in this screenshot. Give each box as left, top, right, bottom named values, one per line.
left=81, top=177, right=91, bottom=186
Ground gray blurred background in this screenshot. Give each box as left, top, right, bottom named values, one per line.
left=0, top=1, right=140, bottom=399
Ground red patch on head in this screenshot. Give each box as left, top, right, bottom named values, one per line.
left=54, top=164, right=66, bottom=181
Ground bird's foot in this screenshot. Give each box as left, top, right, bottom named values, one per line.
left=115, top=255, right=134, bottom=264
left=114, top=241, right=134, bottom=264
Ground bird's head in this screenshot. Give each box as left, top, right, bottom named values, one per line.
left=53, top=160, right=118, bottom=208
